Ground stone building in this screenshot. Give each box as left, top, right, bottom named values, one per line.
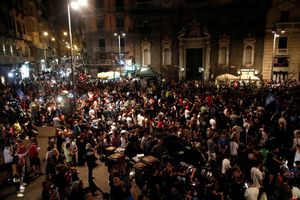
left=0, top=0, right=55, bottom=81
left=84, top=0, right=300, bottom=82
left=84, top=0, right=270, bottom=81
left=262, top=0, right=300, bottom=82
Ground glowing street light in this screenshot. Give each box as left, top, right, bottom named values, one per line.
left=271, top=26, right=280, bottom=82
left=114, top=32, right=126, bottom=63
left=67, top=0, right=87, bottom=114
left=8, top=72, right=14, bottom=78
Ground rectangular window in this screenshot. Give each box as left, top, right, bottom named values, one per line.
left=95, top=0, right=104, bottom=9
left=187, top=0, right=204, bottom=3
left=219, top=47, right=227, bottom=65
left=274, top=57, right=289, bottom=67
left=99, top=39, right=105, bottom=48
left=244, top=46, right=253, bottom=65
left=143, top=20, right=149, bottom=28
left=117, top=17, right=124, bottom=29
left=97, top=17, right=104, bottom=29
left=116, top=0, right=124, bottom=7
left=120, top=38, right=125, bottom=48
left=280, top=11, right=289, bottom=22
left=278, top=37, right=288, bottom=49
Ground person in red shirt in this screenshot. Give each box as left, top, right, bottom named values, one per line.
left=16, top=140, right=28, bottom=191
left=28, top=138, right=42, bottom=176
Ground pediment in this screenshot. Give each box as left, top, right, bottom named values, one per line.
left=277, top=0, right=295, bottom=10
left=178, top=19, right=210, bottom=39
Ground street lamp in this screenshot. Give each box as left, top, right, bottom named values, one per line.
left=67, top=0, right=87, bottom=115
left=271, top=29, right=280, bottom=82
left=114, top=32, right=126, bottom=63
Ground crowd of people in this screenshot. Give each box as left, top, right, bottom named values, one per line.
left=1, top=70, right=300, bottom=200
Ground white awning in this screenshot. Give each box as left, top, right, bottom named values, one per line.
left=215, top=73, right=239, bottom=81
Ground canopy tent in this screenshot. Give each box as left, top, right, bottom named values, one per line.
left=136, top=67, right=160, bottom=78
left=215, top=73, right=239, bottom=83
left=97, top=71, right=120, bottom=79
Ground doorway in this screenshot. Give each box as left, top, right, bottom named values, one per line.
left=186, top=48, right=203, bottom=80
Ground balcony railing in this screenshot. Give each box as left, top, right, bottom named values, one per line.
left=276, top=48, right=289, bottom=55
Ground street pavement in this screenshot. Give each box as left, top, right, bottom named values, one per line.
left=0, top=126, right=112, bottom=200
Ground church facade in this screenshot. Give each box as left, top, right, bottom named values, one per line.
left=84, top=0, right=300, bottom=82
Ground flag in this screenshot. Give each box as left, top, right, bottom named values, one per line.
left=265, top=93, right=275, bottom=106
left=17, top=88, right=24, bottom=99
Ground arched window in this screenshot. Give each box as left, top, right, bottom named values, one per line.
left=141, top=39, right=151, bottom=66
left=143, top=49, right=150, bottom=65
left=218, top=35, right=230, bottom=67
left=244, top=46, right=252, bottom=65
left=219, top=47, right=227, bottom=65
left=162, top=37, right=172, bottom=66
left=163, top=48, right=171, bottom=65
left=243, top=35, right=255, bottom=67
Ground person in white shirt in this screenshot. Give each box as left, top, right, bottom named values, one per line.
left=137, top=111, right=145, bottom=128
left=292, top=186, right=300, bottom=200
left=52, top=115, right=60, bottom=128
left=230, top=136, right=239, bottom=157
left=221, top=157, right=231, bottom=175
left=120, top=130, right=128, bottom=148
left=67, top=137, right=78, bottom=167
left=244, top=181, right=259, bottom=200
left=89, top=107, right=96, bottom=120
left=3, top=143, right=13, bottom=180
left=184, top=106, right=191, bottom=119
left=293, top=130, right=300, bottom=167
left=250, top=160, right=263, bottom=188
left=209, top=117, right=217, bottom=130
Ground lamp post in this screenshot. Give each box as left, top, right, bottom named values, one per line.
left=271, top=30, right=279, bottom=82
left=113, top=32, right=126, bottom=79
left=114, top=32, right=126, bottom=63
left=67, top=0, right=87, bottom=115
left=43, top=31, right=49, bottom=60
left=67, top=2, right=75, bottom=114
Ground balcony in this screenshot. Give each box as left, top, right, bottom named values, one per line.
left=93, top=47, right=106, bottom=52
left=274, top=56, right=289, bottom=67
left=276, top=48, right=289, bottom=55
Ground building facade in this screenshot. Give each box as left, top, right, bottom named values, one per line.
left=84, top=0, right=274, bottom=81
left=0, top=0, right=55, bottom=81
left=262, top=0, right=300, bottom=82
